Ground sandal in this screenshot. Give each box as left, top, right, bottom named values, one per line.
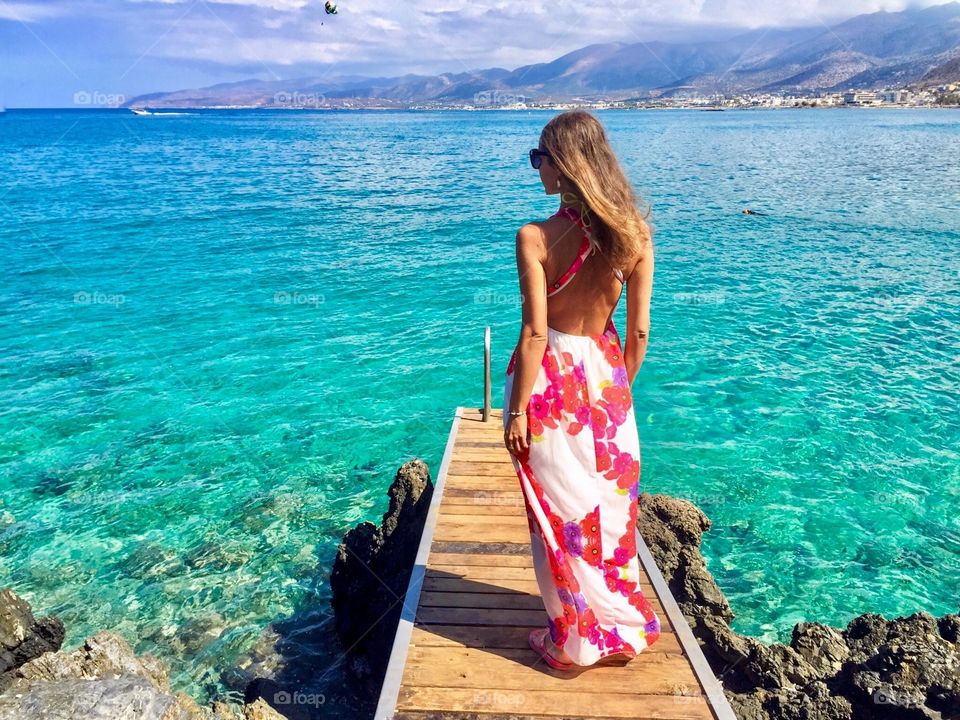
left=528, top=628, right=574, bottom=670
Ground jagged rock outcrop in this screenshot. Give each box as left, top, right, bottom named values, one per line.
left=0, top=629, right=207, bottom=719
left=0, top=587, right=65, bottom=691
left=0, top=590, right=265, bottom=719
left=328, top=459, right=433, bottom=698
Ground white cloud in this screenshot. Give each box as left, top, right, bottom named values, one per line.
left=0, top=1, right=68, bottom=22
left=4, top=0, right=952, bottom=81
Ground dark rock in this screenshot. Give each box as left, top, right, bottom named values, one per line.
left=0, top=587, right=65, bottom=688
left=791, top=623, right=850, bottom=678
left=762, top=680, right=853, bottom=720
left=840, top=612, right=960, bottom=719
left=637, top=493, right=735, bottom=624
left=328, top=459, right=433, bottom=696
left=939, top=615, right=960, bottom=644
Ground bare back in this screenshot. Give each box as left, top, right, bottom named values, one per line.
left=539, top=213, right=627, bottom=336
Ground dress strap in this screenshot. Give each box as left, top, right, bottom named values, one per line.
left=547, top=205, right=616, bottom=297
left=546, top=231, right=593, bottom=297
left=546, top=206, right=594, bottom=297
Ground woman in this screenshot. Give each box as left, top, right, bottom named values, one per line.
left=502, top=110, right=659, bottom=670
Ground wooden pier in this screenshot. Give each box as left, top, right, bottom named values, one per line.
left=375, top=406, right=737, bottom=720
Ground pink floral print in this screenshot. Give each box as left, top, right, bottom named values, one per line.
left=503, top=320, right=661, bottom=665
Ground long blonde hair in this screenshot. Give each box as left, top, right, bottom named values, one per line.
left=539, top=110, right=652, bottom=272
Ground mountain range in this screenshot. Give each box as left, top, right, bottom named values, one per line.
left=128, top=2, right=960, bottom=108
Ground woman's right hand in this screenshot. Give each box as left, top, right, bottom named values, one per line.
left=504, top=414, right=530, bottom=458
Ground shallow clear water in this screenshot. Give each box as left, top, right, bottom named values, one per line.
left=0, top=108, right=958, bottom=707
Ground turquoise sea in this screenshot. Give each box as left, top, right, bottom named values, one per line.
left=1, top=108, right=958, bottom=707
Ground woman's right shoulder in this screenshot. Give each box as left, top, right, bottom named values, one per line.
left=518, top=212, right=567, bottom=238
left=517, top=218, right=558, bottom=243
left=515, top=222, right=546, bottom=258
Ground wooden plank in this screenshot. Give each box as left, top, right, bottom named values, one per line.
left=434, top=517, right=530, bottom=533
left=431, top=540, right=532, bottom=555
left=427, top=551, right=534, bottom=567
left=443, top=480, right=522, bottom=492
left=445, top=487, right=520, bottom=498
left=450, top=448, right=514, bottom=458
left=422, top=570, right=657, bottom=597
left=419, top=589, right=667, bottom=620
left=434, top=522, right=531, bottom=543
left=448, top=462, right=518, bottom=477
left=420, top=590, right=547, bottom=611
left=437, top=503, right=525, bottom=516
left=417, top=606, right=551, bottom=626
left=442, top=496, right=525, bottom=510
left=401, top=646, right=704, bottom=690
left=409, top=623, right=684, bottom=655
left=433, top=526, right=532, bottom=543
left=394, top=688, right=714, bottom=720
left=435, top=513, right=530, bottom=527
left=425, top=565, right=540, bottom=580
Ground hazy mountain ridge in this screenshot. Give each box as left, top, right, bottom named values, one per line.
left=127, top=2, right=960, bottom=107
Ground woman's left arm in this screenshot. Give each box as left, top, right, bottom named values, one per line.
left=504, top=223, right=548, bottom=456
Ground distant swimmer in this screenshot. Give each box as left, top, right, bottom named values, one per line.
left=742, top=208, right=767, bottom=216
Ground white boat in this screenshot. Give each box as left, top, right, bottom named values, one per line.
left=130, top=108, right=151, bottom=116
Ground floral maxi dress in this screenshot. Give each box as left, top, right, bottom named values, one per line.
left=502, top=210, right=661, bottom=665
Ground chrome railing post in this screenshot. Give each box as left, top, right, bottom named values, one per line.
left=483, top=326, right=491, bottom=422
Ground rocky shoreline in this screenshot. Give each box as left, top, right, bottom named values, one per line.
left=1, top=457, right=957, bottom=719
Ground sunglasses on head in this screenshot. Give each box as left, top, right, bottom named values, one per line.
left=529, top=148, right=551, bottom=169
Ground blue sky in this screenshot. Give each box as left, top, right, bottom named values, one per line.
left=0, top=0, right=946, bottom=107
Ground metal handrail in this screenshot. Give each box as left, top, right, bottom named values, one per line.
left=482, top=326, right=491, bottom=421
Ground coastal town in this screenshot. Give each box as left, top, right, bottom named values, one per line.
left=408, top=83, right=960, bottom=111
